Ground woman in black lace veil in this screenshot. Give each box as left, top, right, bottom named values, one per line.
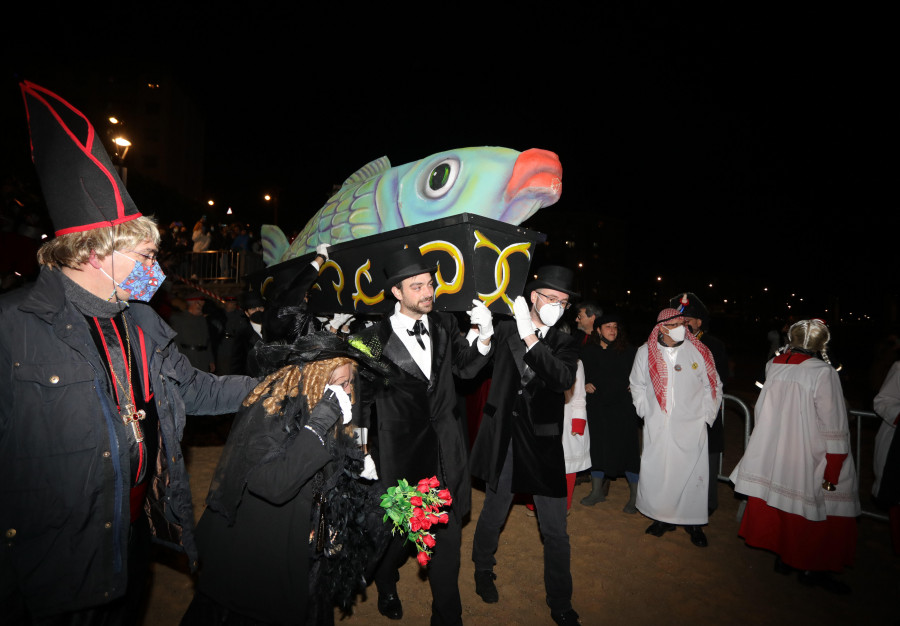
left=181, top=331, right=389, bottom=625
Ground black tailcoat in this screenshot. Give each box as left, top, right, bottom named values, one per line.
left=469, top=320, right=579, bottom=497
left=358, top=311, right=490, bottom=517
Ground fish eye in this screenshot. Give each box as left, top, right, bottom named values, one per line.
left=423, top=158, right=460, bottom=199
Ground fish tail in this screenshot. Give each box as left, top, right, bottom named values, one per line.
left=261, top=224, right=289, bottom=267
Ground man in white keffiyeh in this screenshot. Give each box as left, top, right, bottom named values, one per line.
left=629, top=308, right=722, bottom=547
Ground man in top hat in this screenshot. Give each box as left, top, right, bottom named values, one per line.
left=669, top=292, right=729, bottom=515
left=353, top=245, right=494, bottom=626
left=629, top=307, right=722, bottom=547
left=469, top=265, right=581, bottom=626
left=0, top=81, right=256, bottom=624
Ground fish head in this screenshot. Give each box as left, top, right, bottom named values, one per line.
left=393, top=147, right=562, bottom=227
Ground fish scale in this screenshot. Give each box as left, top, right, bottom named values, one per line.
left=262, top=147, right=562, bottom=267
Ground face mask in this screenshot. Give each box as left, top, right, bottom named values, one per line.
left=665, top=325, right=686, bottom=343
left=538, top=302, right=563, bottom=327
left=101, top=252, right=166, bottom=302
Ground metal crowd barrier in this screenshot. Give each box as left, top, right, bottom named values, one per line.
left=175, top=251, right=247, bottom=282
left=716, top=395, right=888, bottom=522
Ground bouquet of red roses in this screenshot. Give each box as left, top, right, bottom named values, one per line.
left=380, top=476, right=452, bottom=566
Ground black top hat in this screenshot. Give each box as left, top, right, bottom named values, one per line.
left=669, top=292, right=709, bottom=322
left=20, top=81, right=142, bottom=236
left=525, top=265, right=580, bottom=299
left=240, top=290, right=266, bottom=310
left=383, top=246, right=437, bottom=288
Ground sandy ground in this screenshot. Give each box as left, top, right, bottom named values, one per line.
left=143, top=409, right=895, bottom=626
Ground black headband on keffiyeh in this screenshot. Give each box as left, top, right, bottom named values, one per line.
left=646, top=307, right=718, bottom=413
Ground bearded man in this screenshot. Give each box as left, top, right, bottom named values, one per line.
left=354, top=246, right=493, bottom=626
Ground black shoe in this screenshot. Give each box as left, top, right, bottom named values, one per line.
left=645, top=521, right=676, bottom=536
left=377, top=591, right=403, bottom=619
left=551, top=608, right=581, bottom=625
left=798, top=570, right=851, bottom=594
left=474, top=570, right=499, bottom=603
left=685, top=525, right=708, bottom=547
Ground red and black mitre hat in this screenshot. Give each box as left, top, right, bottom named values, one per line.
left=20, top=80, right=142, bottom=236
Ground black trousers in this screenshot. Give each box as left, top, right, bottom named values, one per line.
left=373, top=508, right=463, bottom=626
left=472, top=443, right=573, bottom=612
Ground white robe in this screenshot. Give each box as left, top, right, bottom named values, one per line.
left=730, top=356, right=861, bottom=520
left=873, top=361, right=900, bottom=496
left=630, top=341, right=722, bottom=525
left=562, top=360, right=591, bottom=474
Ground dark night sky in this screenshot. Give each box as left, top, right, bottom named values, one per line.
left=2, top=5, right=892, bottom=326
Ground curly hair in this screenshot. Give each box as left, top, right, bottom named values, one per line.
left=243, top=357, right=357, bottom=416
left=37, top=215, right=161, bottom=269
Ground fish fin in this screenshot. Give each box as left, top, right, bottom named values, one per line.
left=342, top=156, right=391, bottom=188
left=261, top=224, right=289, bottom=267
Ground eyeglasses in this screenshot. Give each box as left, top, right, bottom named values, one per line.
left=535, top=291, right=571, bottom=310
left=330, top=379, right=352, bottom=390
left=126, top=249, right=159, bottom=264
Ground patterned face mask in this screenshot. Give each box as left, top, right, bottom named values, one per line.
left=113, top=251, right=166, bottom=302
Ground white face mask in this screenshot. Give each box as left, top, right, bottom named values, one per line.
left=538, top=302, right=563, bottom=327
left=665, top=325, right=686, bottom=343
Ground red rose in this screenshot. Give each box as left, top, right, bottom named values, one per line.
left=422, top=533, right=436, bottom=548
left=409, top=517, right=422, bottom=532
left=410, top=496, right=423, bottom=507
left=427, top=514, right=440, bottom=525
left=421, top=518, right=432, bottom=530
left=427, top=476, right=440, bottom=489
left=437, top=489, right=451, bottom=501
left=417, top=551, right=431, bottom=566
left=417, top=479, right=431, bottom=493
left=437, top=512, right=449, bottom=524
left=413, top=508, right=426, bottom=520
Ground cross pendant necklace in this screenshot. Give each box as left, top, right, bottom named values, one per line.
left=121, top=404, right=147, bottom=442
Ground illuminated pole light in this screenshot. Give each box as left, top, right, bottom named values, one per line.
left=109, top=117, right=119, bottom=124
left=226, top=207, right=233, bottom=215
left=208, top=200, right=215, bottom=206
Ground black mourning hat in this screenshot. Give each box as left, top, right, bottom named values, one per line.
left=383, top=245, right=437, bottom=288
left=20, top=81, right=141, bottom=236
left=240, top=290, right=266, bottom=310
left=669, top=292, right=709, bottom=322
left=525, top=265, right=580, bottom=299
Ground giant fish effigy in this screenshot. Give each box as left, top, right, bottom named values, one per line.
left=262, top=146, right=562, bottom=266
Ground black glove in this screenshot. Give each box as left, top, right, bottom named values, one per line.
left=305, top=389, right=341, bottom=439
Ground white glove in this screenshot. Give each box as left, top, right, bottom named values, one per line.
left=467, top=299, right=493, bottom=341
left=315, top=243, right=330, bottom=261
left=329, top=312, right=354, bottom=331
left=361, top=454, right=379, bottom=480
left=325, top=384, right=353, bottom=424
left=513, top=296, right=535, bottom=340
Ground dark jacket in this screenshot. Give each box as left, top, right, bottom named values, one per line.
left=356, top=311, right=490, bottom=518
left=470, top=320, right=579, bottom=497
left=0, top=268, right=254, bottom=618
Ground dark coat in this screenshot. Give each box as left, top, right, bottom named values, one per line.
left=0, top=268, right=255, bottom=618
left=469, top=320, right=579, bottom=497
left=356, top=311, right=490, bottom=518
left=195, top=387, right=337, bottom=624
left=580, top=342, right=641, bottom=475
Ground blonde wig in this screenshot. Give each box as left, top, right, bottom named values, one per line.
left=787, top=318, right=832, bottom=364
left=37, top=215, right=161, bottom=269
left=244, top=357, right=357, bottom=416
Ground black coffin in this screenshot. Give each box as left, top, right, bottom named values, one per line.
left=250, top=213, right=547, bottom=315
